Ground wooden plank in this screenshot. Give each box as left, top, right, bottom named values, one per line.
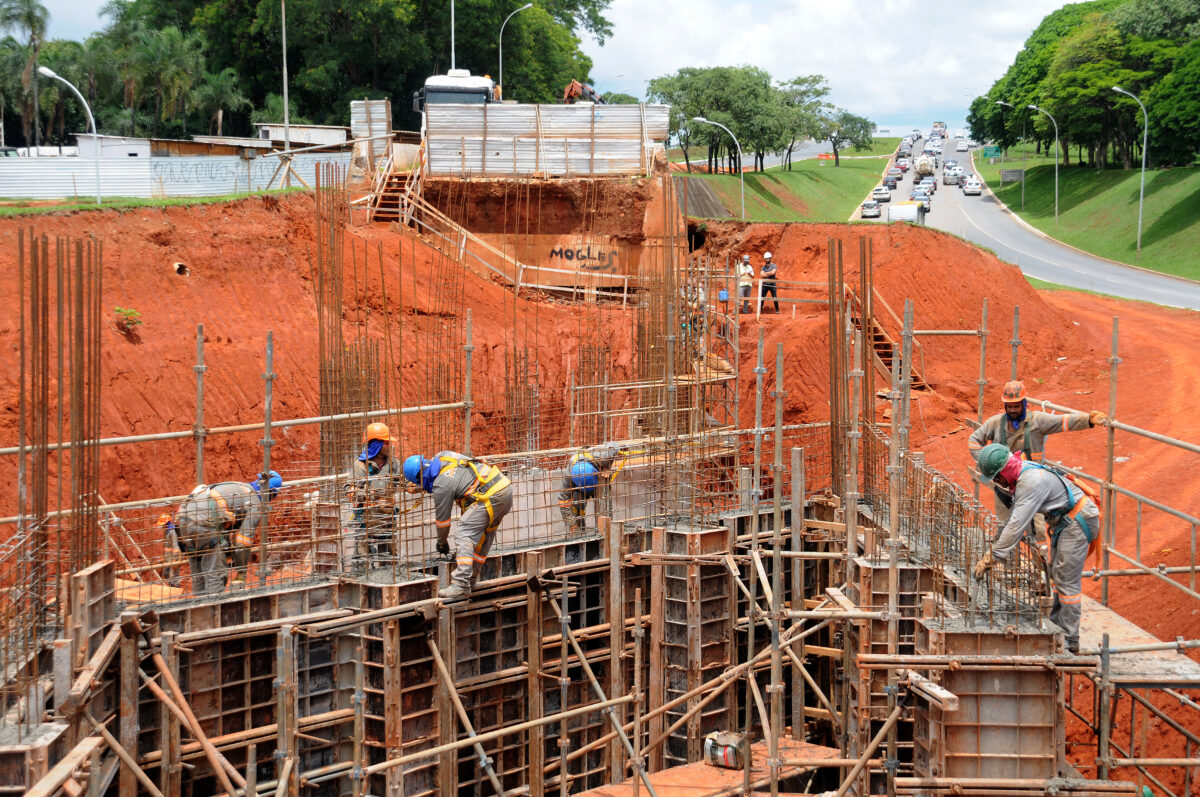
left=382, top=585, right=405, bottom=797
left=437, top=605, right=456, bottom=797
left=118, top=613, right=138, bottom=797
left=526, top=551, right=545, bottom=797
left=685, top=531, right=702, bottom=762
left=24, top=736, right=105, bottom=797
left=648, top=526, right=666, bottom=771
left=159, top=633, right=180, bottom=796
left=61, top=626, right=121, bottom=715
left=604, top=519, right=625, bottom=782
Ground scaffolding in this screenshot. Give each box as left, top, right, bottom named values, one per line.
left=1, top=177, right=1198, bottom=797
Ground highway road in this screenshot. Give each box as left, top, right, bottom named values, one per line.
left=863, top=137, right=1200, bottom=311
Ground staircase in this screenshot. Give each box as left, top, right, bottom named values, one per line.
left=368, top=143, right=425, bottom=223
left=845, top=286, right=931, bottom=392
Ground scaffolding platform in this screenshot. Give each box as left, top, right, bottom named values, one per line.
left=1079, top=595, right=1200, bottom=687
left=577, top=738, right=842, bottom=796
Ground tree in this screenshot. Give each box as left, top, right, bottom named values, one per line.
left=1146, top=38, right=1200, bottom=163
left=819, top=109, right=874, bottom=166
left=776, top=74, right=830, bottom=170
left=601, top=91, right=637, bottom=104
left=195, top=67, right=249, bottom=135
left=1110, top=0, right=1200, bottom=41
left=0, top=0, right=50, bottom=146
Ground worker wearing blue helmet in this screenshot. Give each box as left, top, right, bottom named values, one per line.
left=172, top=470, right=282, bottom=594
left=557, top=443, right=626, bottom=534
left=403, top=451, right=512, bottom=601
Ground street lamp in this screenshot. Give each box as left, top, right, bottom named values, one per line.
left=498, top=3, right=533, bottom=101
left=996, top=100, right=1027, bottom=209
left=994, top=100, right=1011, bottom=170
left=1028, top=104, right=1058, bottom=227
left=692, top=116, right=744, bottom=218
left=38, top=66, right=101, bottom=205
left=1112, top=85, right=1148, bottom=254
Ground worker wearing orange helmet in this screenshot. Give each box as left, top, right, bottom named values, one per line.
left=968, top=379, right=1106, bottom=523
left=348, top=421, right=402, bottom=565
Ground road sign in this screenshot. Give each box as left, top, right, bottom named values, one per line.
left=983, top=146, right=1002, bottom=158
left=1001, top=169, right=1025, bottom=182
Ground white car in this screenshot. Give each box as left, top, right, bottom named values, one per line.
left=919, top=176, right=937, bottom=194
left=860, top=199, right=882, bottom=218
left=871, top=186, right=892, bottom=203
left=956, top=140, right=969, bottom=152
left=963, top=178, right=982, bottom=196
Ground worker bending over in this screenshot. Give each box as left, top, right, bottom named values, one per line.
left=404, top=452, right=513, bottom=601
left=968, top=380, right=1105, bottom=523
left=349, top=422, right=402, bottom=565
left=172, top=470, right=281, bottom=595
left=973, top=444, right=1096, bottom=653
left=558, top=443, right=626, bottom=533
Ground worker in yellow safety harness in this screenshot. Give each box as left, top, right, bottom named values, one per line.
left=403, top=451, right=513, bottom=601
left=557, top=443, right=627, bottom=534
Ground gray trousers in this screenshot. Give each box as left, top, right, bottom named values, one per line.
left=451, top=485, right=513, bottom=589
left=187, top=546, right=228, bottom=595
left=1048, top=517, right=1094, bottom=650
left=558, top=477, right=591, bottom=534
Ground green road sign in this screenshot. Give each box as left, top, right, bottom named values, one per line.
left=983, top=146, right=1002, bottom=158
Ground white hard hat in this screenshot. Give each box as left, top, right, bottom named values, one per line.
left=742, top=254, right=750, bottom=262
left=764, top=251, right=772, bottom=259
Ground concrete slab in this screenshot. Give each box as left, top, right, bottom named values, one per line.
left=1079, top=596, right=1200, bottom=687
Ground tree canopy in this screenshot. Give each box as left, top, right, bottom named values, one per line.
left=969, top=0, right=1200, bottom=168
left=0, top=0, right=611, bottom=145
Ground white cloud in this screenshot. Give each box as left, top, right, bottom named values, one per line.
left=581, top=0, right=1067, bottom=129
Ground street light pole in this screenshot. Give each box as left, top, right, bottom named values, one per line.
left=1028, top=104, right=1058, bottom=227
left=498, top=3, right=533, bottom=101
left=995, top=100, right=1011, bottom=175
left=38, top=66, right=100, bottom=205
left=1112, top=85, right=1148, bottom=254
left=693, top=116, right=744, bottom=219
left=281, top=0, right=291, bottom=187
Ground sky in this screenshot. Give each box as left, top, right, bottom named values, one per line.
left=45, top=0, right=1068, bottom=133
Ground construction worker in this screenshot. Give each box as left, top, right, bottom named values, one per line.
left=557, top=443, right=627, bottom=533
left=973, top=443, right=1096, bottom=653
left=737, top=254, right=754, bottom=314
left=172, top=471, right=280, bottom=595
left=759, top=251, right=779, bottom=313
left=968, top=380, right=1106, bottom=523
left=403, top=451, right=513, bottom=601
left=349, top=422, right=402, bottom=565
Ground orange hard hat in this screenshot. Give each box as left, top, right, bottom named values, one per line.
left=155, top=513, right=172, bottom=527
left=363, top=422, right=391, bottom=442
left=1001, top=380, right=1027, bottom=404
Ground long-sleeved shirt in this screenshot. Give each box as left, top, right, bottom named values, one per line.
left=968, top=410, right=1091, bottom=464
left=175, top=482, right=263, bottom=550
left=991, top=465, right=1098, bottom=561
left=429, top=451, right=509, bottom=535
left=737, top=263, right=754, bottom=287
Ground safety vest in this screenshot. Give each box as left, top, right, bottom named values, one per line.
left=436, top=455, right=511, bottom=507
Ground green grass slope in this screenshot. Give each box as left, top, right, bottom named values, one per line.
left=973, top=145, right=1200, bottom=280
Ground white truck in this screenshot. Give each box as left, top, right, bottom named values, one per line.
left=413, top=69, right=497, bottom=112
left=888, top=200, right=925, bottom=225
left=912, top=154, right=936, bottom=180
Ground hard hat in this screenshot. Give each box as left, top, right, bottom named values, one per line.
left=155, top=513, right=172, bottom=527
left=570, top=459, right=599, bottom=490
left=403, top=455, right=426, bottom=485
left=742, top=254, right=750, bottom=262
left=1000, top=380, right=1027, bottom=404
left=978, top=443, right=1015, bottom=482
left=363, top=422, right=391, bottom=442
left=252, top=470, right=283, bottom=492
left=764, top=251, right=772, bottom=259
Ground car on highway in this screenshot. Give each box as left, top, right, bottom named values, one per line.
left=963, top=178, right=982, bottom=196
left=956, top=140, right=969, bottom=152
left=871, top=186, right=892, bottom=203
left=886, top=167, right=903, bottom=181
left=919, top=176, right=937, bottom=194
left=944, top=158, right=958, bottom=170
left=943, top=170, right=959, bottom=185
left=860, top=199, right=881, bottom=218
left=882, top=175, right=898, bottom=189
left=896, top=158, right=910, bottom=172
left=910, top=187, right=932, bottom=210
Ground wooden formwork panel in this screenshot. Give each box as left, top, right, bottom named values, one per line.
left=912, top=619, right=1063, bottom=781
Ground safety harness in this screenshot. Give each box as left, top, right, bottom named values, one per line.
left=1019, top=462, right=1103, bottom=573
left=432, top=454, right=511, bottom=529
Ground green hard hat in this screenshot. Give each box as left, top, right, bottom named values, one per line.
left=978, top=443, right=1013, bottom=482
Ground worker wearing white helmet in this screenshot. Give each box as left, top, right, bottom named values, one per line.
left=759, top=251, right=779, bottom=313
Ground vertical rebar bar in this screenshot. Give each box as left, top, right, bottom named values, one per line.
left=744, top=328, right=764, bottom=795
left=1009, top=305, right=1021, bottom=380
left=463, top=309, right=474, bottom=456
left=769, top=343, right=784, bottom=797
left=260, top=332, right=275, bottom=586
left=974, top=298, right=989, bottom=502
left=1101, top=319, right=1119, bottom=606
left=194, top=325, right=207, bottom=484
left=790, top=446, right=806, bottom=742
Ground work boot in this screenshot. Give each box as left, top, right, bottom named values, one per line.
left=438, top=583, right=470, bottom=601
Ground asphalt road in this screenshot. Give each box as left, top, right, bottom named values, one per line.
left=862, top=137, right=1200, bottom=311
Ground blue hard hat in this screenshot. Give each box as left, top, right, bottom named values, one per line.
left=251, top=470, right=283, bottom=500
left=570, top=460, right=599, bottom=490
left=403, top=455, right=426, bottom=485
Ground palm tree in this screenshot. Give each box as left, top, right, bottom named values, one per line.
left=195, top=67, right=249, bottom=136
left=0, top=0, right=50, bottom=146
left=135, top=25, right=204, bottom=138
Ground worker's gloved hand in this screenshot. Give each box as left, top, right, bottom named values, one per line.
left=436, top=540, right=451, bottom=558
left=972, top=550, right=996, bottom=580
left=1089, top=410, right=1108, bottom=427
